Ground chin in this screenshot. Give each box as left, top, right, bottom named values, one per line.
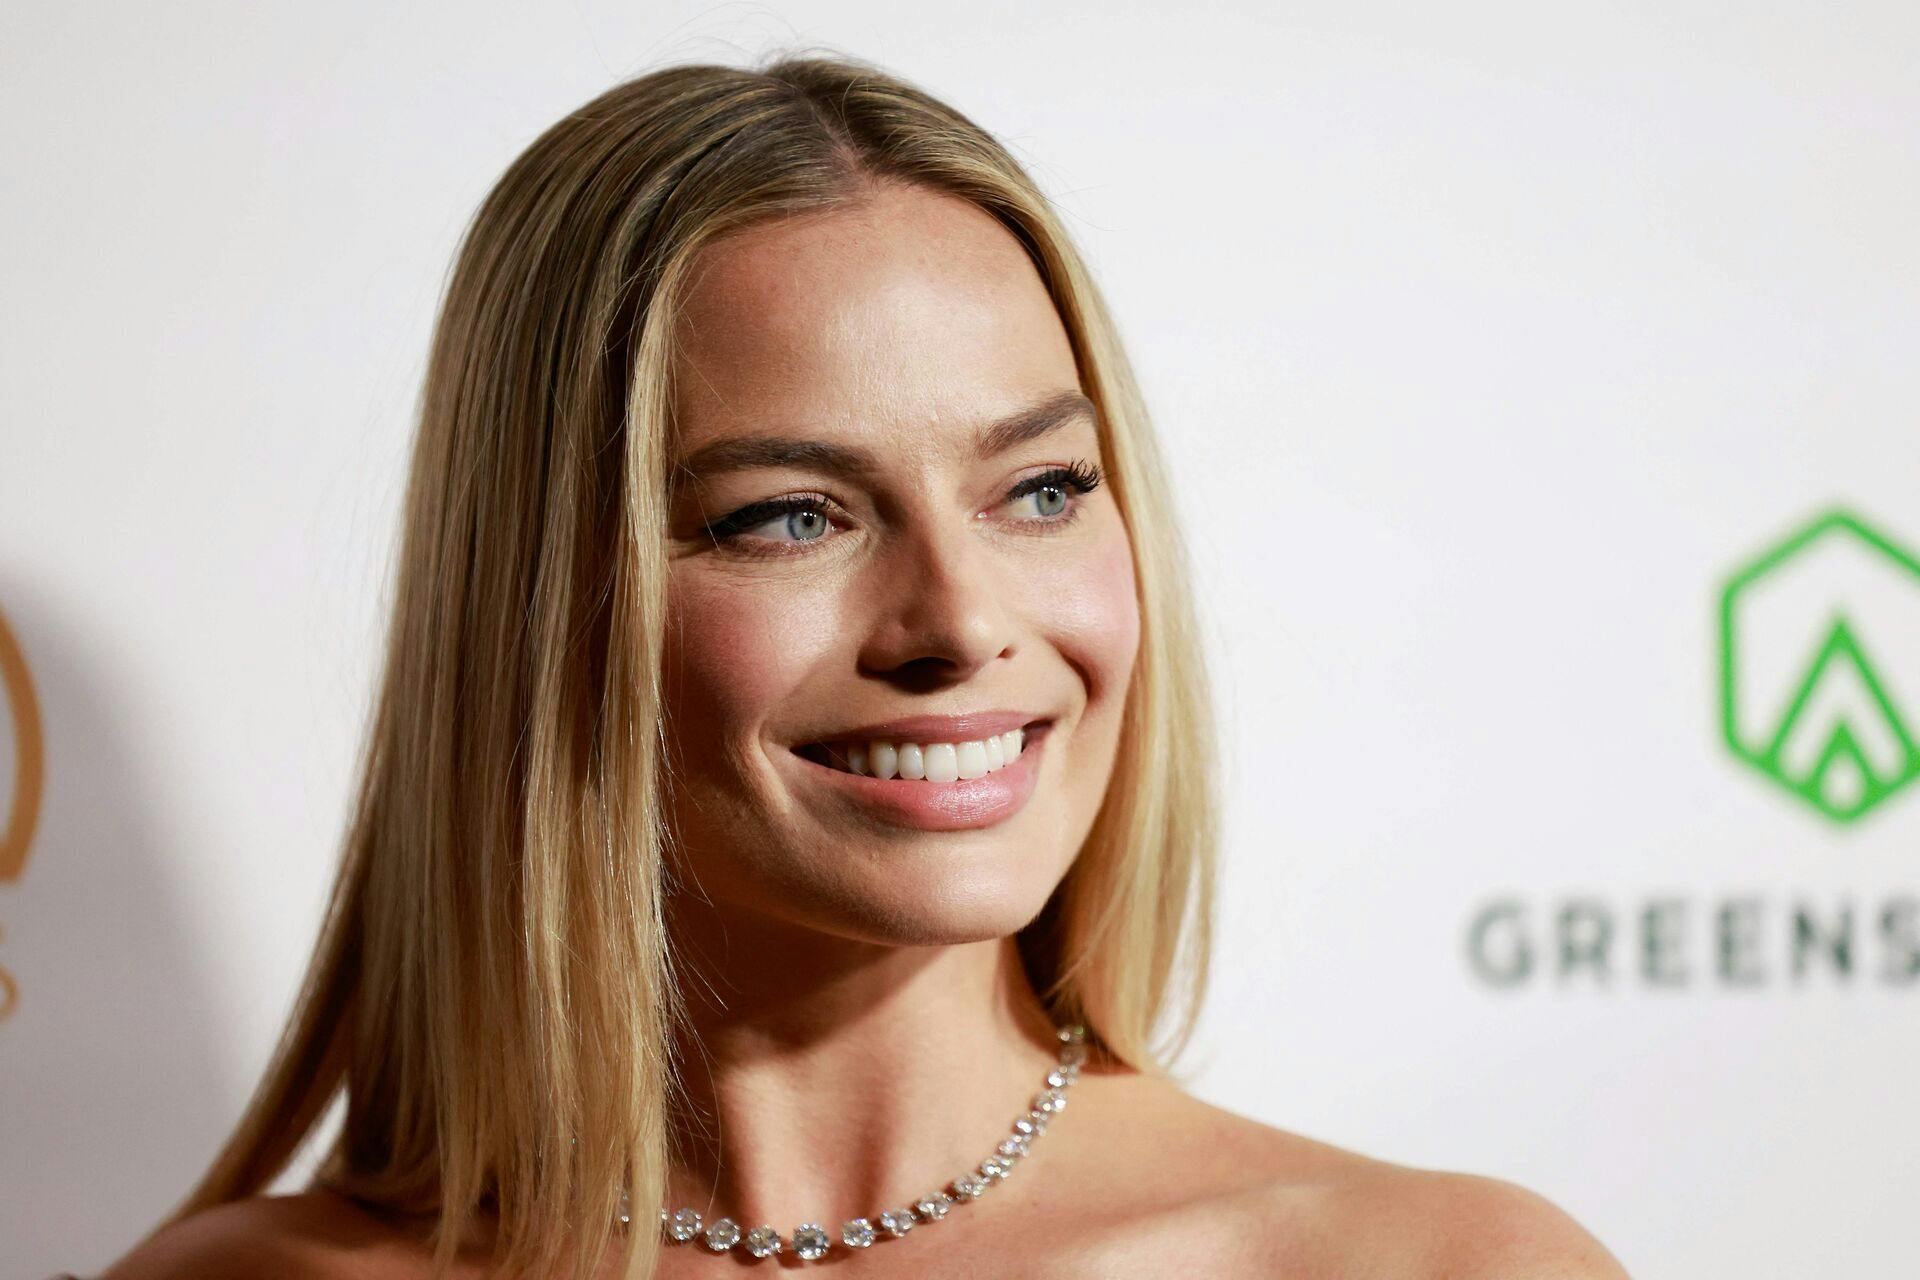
left=781, top=858, right=1065, bottom=949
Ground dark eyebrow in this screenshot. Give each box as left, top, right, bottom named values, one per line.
left=670, top=389, right=1098, bottom=488
left=976, top=388, right=1099, bottom=458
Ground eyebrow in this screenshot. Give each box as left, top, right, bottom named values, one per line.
left=670, top=388, right=1099, bottom=488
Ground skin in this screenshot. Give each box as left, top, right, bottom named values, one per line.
left=99, top=181, right=1630, bottom=1279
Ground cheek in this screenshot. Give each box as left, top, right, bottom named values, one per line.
left=663, top=575, right=838, bottom=766
left=1034, top=522, right=1141, bottom=706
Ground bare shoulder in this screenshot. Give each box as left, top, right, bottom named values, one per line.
left=98, top=1189, right=407, bottom=1280
left=1056, top=1069, right=1630, bottom=1278
left=1308, top=1163, right=1633, bottom=1279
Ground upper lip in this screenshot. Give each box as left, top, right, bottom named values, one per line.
left=794, top=709, right=1052, bottom=748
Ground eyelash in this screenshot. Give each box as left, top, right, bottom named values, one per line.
left=700, top=460, right=1105, bottom=556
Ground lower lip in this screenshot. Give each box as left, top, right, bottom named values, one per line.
left=786, top=724, right=1051, bottom=831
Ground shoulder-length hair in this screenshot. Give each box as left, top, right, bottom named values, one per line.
left=160, top=50, right=1220, bottom=1280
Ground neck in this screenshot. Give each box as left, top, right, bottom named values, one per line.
left=661, top=897, right=1062, bottom=1228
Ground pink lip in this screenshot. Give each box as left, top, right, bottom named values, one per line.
left=785, top=722, right=1052, bottom=831
left=794, top=709, right=1048, bottom=749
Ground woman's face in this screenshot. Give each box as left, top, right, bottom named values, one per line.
left=661, top=181, right=1139, bottom=946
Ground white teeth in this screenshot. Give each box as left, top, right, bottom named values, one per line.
left=925, top=743, right=958, bottom=783
left=816, top=727, right=1027, bottom=782
left=898, top=743, right=926, bottom=780
left=956, top=741, right=988, bottom=780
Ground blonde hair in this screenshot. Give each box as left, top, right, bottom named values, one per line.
left=158, top=49, right=1220, bottom=1280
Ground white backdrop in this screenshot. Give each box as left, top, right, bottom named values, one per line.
left=6, top=4, right=1919, bottom=1277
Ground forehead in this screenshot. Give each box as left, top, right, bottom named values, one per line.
left=668, top=183, right=1082, bottom=460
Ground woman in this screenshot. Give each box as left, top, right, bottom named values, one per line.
left=87, top=53, right=1627, bottom=1280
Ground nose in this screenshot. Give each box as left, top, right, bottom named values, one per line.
left=856, top=512, right=1016, bottom=683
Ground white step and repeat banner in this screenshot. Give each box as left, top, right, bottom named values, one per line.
left=4, top=4, right=1916, bottom=1277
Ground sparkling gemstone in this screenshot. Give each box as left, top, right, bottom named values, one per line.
left=998, top=1136, right=1030, bottom=1159
left=744, top=1226, right=783, bottom=1257
left=879, top=1208, right=916, bottom=1237
left=703, top=1217, right=741, bottom=1251
left=952, top=1173, right=988, bottom=1200
left=914, top=1193, right=952, bottom=1221
left=1059, top=1023, right=1086, bottom=1042
left=1046, top=1069, right=1069, bottom=1088
left=792, top=1223, right=831, bottom=1261
left=841, top=1218, right=876, bottom=1248
left=1034, top=1087, right=1067, bottom=1114
left=667, top=1208, right=703, bottom=1242
left=980, top=1155, right=1013, bottom=1180
left=1013, top=1115, right=1040, bottom=1137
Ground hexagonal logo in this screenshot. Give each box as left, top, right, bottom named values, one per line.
left=1718, top=509, right=1920, bottom=825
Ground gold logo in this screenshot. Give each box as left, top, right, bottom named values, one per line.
left=0, top=605, right=46, bottom=1021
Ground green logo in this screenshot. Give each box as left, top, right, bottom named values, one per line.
left=1718, top=509, right=1920, bottom=825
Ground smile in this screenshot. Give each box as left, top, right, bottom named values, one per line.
left=786, top=721, right=1053, bottom=831
left=793, top=725, right=1033, bottom=783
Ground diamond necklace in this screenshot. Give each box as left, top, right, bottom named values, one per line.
left=635, top=1023, right=1087, bottom=1262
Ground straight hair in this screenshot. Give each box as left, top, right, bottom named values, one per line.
left=155, top=50, right=1221, bottom=1280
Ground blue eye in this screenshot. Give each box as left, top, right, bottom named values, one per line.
left=745, top=504, right=833, bottom=544
left=703, top=494, right=840, bottom=548
left=701, top=459, right=1104, bottom=556
left=1005, top=460, right=1104, bottom=525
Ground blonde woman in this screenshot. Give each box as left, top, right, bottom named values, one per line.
left=85, top=53, right=1627, bottom=1280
